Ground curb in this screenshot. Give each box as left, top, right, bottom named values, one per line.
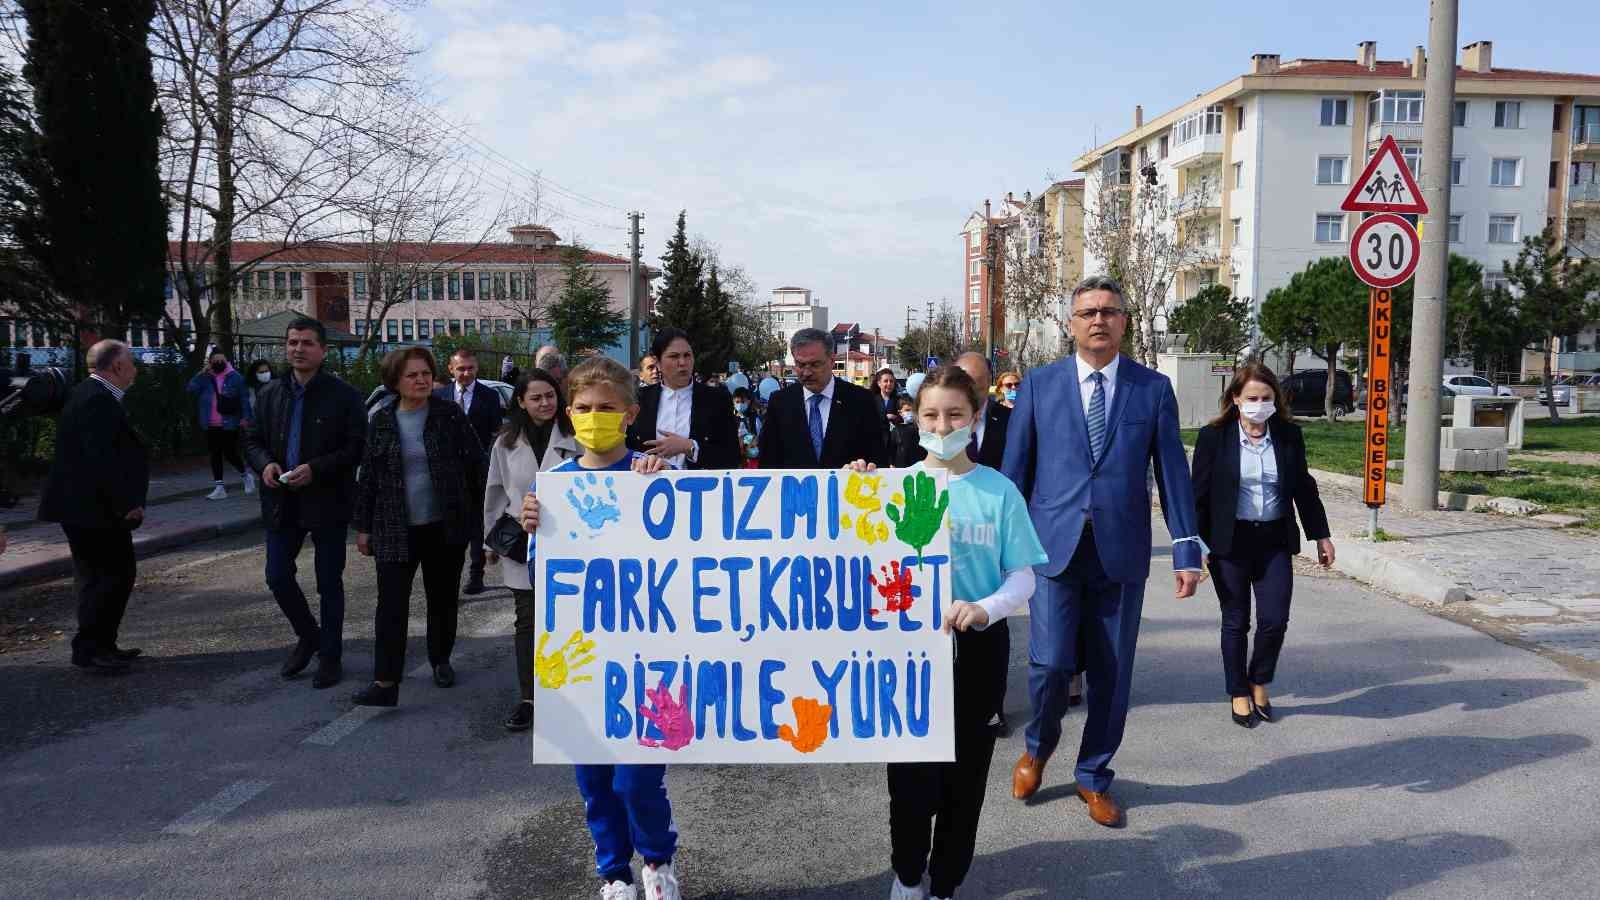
left=1296, top=540, right=1469, bottom=606
left=1304, top=465, right=1490, bottom=511
left=0, top=514, right=260, bottom=590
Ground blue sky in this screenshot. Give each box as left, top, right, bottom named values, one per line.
left=413, top=0, right=1600, bottom=336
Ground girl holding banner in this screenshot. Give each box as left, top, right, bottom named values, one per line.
left=518, top=357, right=678, bottom=900
left=857, top=365, right=1048, bottom=900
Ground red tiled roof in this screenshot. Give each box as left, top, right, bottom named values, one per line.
left=831, top=322, right=859, bottom=334
left=1277, top=59, right=1600, bottom=83
left=166, top=240, right=632, bottom=267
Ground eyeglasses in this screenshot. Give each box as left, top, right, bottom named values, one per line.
left=792, top=359, right=830, bottom=371
left=1073, top=307, right=1126, bottom=321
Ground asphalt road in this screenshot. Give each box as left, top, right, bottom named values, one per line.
left=2, top=528, right=1597, bottom=899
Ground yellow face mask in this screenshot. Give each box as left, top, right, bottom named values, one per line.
left=570, top=411, right=628, bottom=452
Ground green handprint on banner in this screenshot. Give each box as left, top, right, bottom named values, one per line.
left=885, top=470, right=949, bottom=566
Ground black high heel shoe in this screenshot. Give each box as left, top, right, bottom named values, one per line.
left=1253, top=699, right=1275, bottom=723
left=1231, top=700, right=1256, bottom=729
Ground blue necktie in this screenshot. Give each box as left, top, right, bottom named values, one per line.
left=807, top=393, right=825, bottom=461
left=1087, top=371, right=1107, bottom=465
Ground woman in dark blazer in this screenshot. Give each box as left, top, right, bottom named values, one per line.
left=625, top=327, right=742, bottom=469
left=1191, top=363, right=1335, bottom=728
left=351, top=346, right=485, bottom=707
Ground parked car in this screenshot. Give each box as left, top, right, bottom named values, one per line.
left=1281, top=369, right=1355, bottom=418
left=1443, top=375, right=1513, bottom=398
left=1536, top=382, right=1572, bottom=404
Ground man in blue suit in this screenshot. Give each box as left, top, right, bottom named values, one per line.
left=1001, top=275, right=1204, bottom=828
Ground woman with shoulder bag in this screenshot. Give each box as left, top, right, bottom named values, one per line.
left=186, top=349, right=256, bottom=499
left=1191, top=364, right=1335, bottom=729
left=351, top=347, right=486, bottom=708
left=483, top=369, right=581, bottom=731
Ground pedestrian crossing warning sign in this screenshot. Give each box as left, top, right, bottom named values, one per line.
left=1341, top=135, right=1428, bottom=215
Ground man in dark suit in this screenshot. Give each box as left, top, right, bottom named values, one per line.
left=39, top=340, right=149, bottom=671
left=1003, top=275, right=1203, bottom=829
left=435, top=348, right=502, bottom=594
left=625, top=327, right=742, bottom=470
left=759, top=328, right=889, bottom=469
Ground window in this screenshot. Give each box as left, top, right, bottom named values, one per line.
left=1494, top=100, right=1521, bottom=128
left=479, top=273, right=492, bottom=300
left=1451, top=157, right=1465, bottom=186
left=1453, top=100, right=1468, bottom=126
left=448, top=319, right=461, bottom=335
left=1490, top=158, right=1521, bottom=186
left=968, top=260, right=980, bottom=278
left=969, top=286, right=980, bottom=304
left=288, top=272, right=303, bottom=303
left=417, top=319, right=430, bottom=339
left=273, top=271, right=287, bottom=300
left=1158, top=135, right=1169, bottom=159
left=1401, top=145, right=1422, bottom=177
left=1448, top=214, right=1463, bottom=243
left=479, top=318, right=491, bottom=332
left=1553, top=103, right=1564, bottom=132
left=431, top=273, right=445, bottom=302
left=1484, top=272, right=1510, bottom=293
left=1551, top=161, right=1560, bottom=189
left=461, top=271, right=475, bottom=301
left=1319, top=98, right=1348, bottom=126
left=1231, top=218, right=1243, bottom=247
left=433, top=319, right=445, bottom=337
left=401, top=319, right=414, bottom=341
left=353, top=273, right=368, bottom=299
left=1316, top=156, right=1348, bottom=184
left=386, top=319, right=399, bottom=341
left=414, top=276, right=427, bottom=302
left=1139, top=146, right=1149, bottom=169
left=492, top=272, right=506, bottom=300
left=354, top=320, right=367, bottom=337
left=448, top=273, right=460, bottom=301
left=510, top=272, right=523, bottom=300
left=495, top=319, right=509, bottom=332
left=463, top=319, right=477, bottom=334
left=1235, top=104, right=1245, bottom=131
left=1570, top=218, right=1589, bottom=242
left=1369, top=90, right=1424, bottom=124
left=1174, top=104, right=1224, bottom=144
left=1232, top=162, right=1244, bottom=189
left=1488, top=214, right=1518, bottom=243
left=1315, top=213, right=1344, bottom=242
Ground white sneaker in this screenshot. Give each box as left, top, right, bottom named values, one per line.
left=889, top=877, right=926, bottom=900
left=206, top=485, right=227, bottom=500
left=243, top=471, right=257, bottom=495
left=600, top=881, right=636, bottom=900
left=641, top=863, right=680, bottom=900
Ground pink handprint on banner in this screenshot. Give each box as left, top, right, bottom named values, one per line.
left=638, top=679, right=695, bottom=751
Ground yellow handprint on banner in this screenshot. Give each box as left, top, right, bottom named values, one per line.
left=536, top=630, right=596, bottom=689
left=838, top=471, right=891, bottom=544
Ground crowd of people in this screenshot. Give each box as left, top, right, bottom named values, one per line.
left=39, top=275, right=1337, bottom=900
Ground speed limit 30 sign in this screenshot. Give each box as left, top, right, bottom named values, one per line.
left=1348, top=213, right=1420, bottom=289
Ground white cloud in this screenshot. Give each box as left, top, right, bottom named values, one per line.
left=433, top=24, right=573, bottom=81
left=576, top=33, right=676, bottom=74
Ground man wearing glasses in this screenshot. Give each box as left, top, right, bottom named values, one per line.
left=758, top=328, right=890, bottom=469
left=1001, top=275, right=1205, bottom=829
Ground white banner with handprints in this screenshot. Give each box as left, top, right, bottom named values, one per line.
left=531, top=467, right=955, bottom=764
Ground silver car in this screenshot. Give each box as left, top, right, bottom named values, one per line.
left=1443, top=375, right=1512, bottom=397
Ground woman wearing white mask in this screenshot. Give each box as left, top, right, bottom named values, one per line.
left=1190, top=364, right=1335, bottom=729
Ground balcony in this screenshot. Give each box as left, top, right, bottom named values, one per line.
left=1368, top=121, right=1425, bottom=146
left=1175, top=190, right=1222, bottom=220
left=1575, top=123, right=1600, bottom=158
left=1571, top=181, right=1600, bottom=205
left=1169, top=132, right=1224, bottom=170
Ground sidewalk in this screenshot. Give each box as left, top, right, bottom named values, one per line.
left=1300, top=470, right=1600, bottom=668
left=0, top=462, right=261, bottom=590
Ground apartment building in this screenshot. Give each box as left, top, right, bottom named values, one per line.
left=959, top=194, right=1025, bottom=351
left=764, top=286, right=829, bottom=364
left=156, top=225, right=651, bottom=353
left=1072, top=40, right=1600, bottom=328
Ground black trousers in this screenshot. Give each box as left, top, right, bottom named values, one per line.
left=888, top=626, right=1003, bottom=897
left=205, top=427, right=245, bottom=481
left=372, top=522, right=465, bottom=682
left=512, top=587, right=536, bottom=702
left=1211, top=520, right=1295, bottom=698
left=986, top=618, right=1010, bottom=720
left=62, top=524, right=136, bottom=658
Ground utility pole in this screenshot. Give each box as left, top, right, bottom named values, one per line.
left=982, top=199, right=994, bottom=360
left=1401, top=0, right=1459, bottom=510
left=627, top=211, right=643, bottom=365
left=926, top=300, right=936, bottom=368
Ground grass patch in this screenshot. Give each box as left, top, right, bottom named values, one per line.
left=1369, top=528, right=1402, bottom=542
left=1522, top=416, right=1600, bottom=453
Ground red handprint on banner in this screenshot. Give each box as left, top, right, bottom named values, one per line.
left=638, top=679, right=695, bottom=751
left=869, top=560, right=916, bottom=616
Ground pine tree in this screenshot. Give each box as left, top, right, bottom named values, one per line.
left=696, top=263, right=737, bottom=376
left=547, top=244, right=627, bottom=359
left=651, top=210, right=707, bottom=341
left=0, top=60, right=54, bottom=320
left=18, top=0, right=167, bottom=333
left=1501, top=228, right=1600, bottom=420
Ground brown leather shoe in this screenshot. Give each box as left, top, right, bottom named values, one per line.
left=1012, top=752, right=1046, bottom=800
left=1076, top=784, right=1126, bottom=828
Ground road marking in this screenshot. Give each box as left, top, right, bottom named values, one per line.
left=162, top=779, right=272, bottom=836
left=1151, top=826, right=1222, bottom=895
left=302, top=705, right=391, bottom=746
left=470, top=609, right=516, bottom=638
left=165, top=546, right=260, bottom=575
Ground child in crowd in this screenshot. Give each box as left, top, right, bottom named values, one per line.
left=519, top=356, right=678, bottom=900
left=732, top=386, right=761, bottom=468
left=888, top=395, right=921, bottom=467
left=855, top=365, right=1047, bottom=900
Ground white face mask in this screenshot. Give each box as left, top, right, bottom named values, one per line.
left=1239, top=400, right=1275, bottom=424
left=256, top=372, right=272, bottom=384
left=918, top=424, right=973, bottom=461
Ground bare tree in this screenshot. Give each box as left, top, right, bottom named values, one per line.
left=999, top=196, right=1076, bottom=369
left=153, top=0, right=418, bottom=359
left=1082, top=166, right=1226, bottom=366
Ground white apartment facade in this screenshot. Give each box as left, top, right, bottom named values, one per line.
left=765, top=286, right=829, bottom=365
left=1073, top=40, right=1600, bottom=338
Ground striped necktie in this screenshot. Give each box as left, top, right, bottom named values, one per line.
left=1087, top=371, right=1107, bottom=464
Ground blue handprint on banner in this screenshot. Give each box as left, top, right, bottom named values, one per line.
left=565, top=473, right=621, bottom=535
